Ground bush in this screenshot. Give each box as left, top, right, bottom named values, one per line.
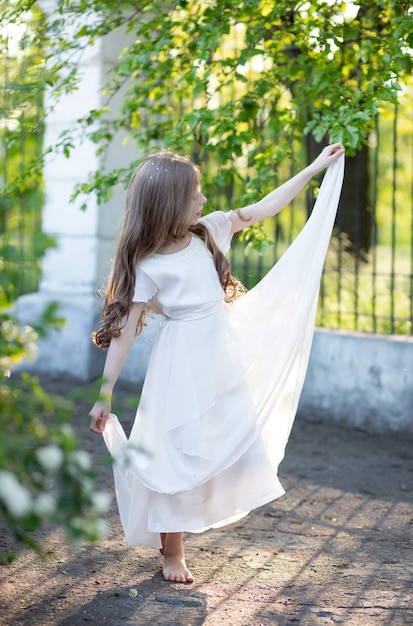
left=0, top=306, right=110, bottom=561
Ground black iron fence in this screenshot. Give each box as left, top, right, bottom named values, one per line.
left=225, top=90, right=413, bottom=336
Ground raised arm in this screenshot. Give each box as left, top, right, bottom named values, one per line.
left=229, top=143, right=345, bottom=234
left=89, top=301, right=145, bottom=434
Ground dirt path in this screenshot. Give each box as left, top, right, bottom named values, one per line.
left=1, top=380, right=413, bottom=625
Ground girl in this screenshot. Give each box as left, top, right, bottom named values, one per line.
left=89, top=143, right=345, bottom=584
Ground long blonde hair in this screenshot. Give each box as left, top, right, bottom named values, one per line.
left=93, top=151, right=242, bottom=349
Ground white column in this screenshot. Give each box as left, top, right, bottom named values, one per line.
left=16, top=4, right=158, bottom=383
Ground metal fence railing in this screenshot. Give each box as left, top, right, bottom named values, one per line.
left=221, top=92, right=413, bottom=336
left=316, top=98, right=412, bottom=335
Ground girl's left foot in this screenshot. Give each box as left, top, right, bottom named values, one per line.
left=162, top=554, right=194, bottom=583
left=160, top=532, right=194, bottom=583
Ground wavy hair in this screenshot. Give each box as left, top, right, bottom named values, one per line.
left=93, top=151, right=242, bottom=349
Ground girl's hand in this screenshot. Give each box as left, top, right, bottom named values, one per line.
left=310, top=143, right=345, bottom=175
left=89, top=396, right=111, bottom=434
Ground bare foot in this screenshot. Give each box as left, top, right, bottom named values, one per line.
left=163, top=554, right=194, bottom=583
left=161, top=532, right=194, bottom=583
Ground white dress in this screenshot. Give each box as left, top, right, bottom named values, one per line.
left=103, top=156, right=345, bottom=548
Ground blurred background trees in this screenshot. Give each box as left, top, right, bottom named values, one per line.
left=0, top=0, right=110, bottom=559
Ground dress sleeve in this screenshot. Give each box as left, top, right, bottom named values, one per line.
left=132, top=267, right=158, bottom=303
left=199, top=211, right=233, bottom=254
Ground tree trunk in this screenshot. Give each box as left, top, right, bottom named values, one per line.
left=305, top=136, right=371, bottom=256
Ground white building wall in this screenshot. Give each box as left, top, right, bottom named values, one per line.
left=16, top=3, right=158, bottom=382
left=299, top=330, right=413, bottom=435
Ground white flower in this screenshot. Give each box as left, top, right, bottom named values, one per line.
left=34, top=492, right=56, bottom=517
left=21, top=324, right=38, bottom=342
left=72, top=450, right=92, bottom=471
left=0, top=321, right=38, bottom=373
left=90, top=491, right=111, bottom=513
left=0, top=358, right=13, bottom=375
left=60, top=424, right=74, bottom=438
left=128, top=588, right=138, bottom=597
left=23, top=340, right=38, bottom=363
left=20, top=325, right=38, bottom=362
left=94, top=518, right=108, bottom=539
left=36, top=445, right=64, bottom=471
left=1, top=320, right=18, bottom=341
left=0, top=470, right=32, bottom=517
left=80, top=476, right=94, bottom=494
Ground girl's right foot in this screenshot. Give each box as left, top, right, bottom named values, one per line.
left=160, top=532, right=194, bottom=583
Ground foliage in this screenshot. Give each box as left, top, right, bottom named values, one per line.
left=0, top=2, right=110, bottom=556
left=0, top=306, right=111, bottom=557
left=11, top=0, right=409, bottom=216
left=2, top=1, right=412, bottom=238
left=0, top=0, right=49, bottom=296
left=0, top=373, right=110, bottom=555
left=0, top=276, right=112, bottom=556
left=0, top=293, right=110, bottom=556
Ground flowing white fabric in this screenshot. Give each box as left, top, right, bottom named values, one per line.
left=103, top=156, right=345, bottom=548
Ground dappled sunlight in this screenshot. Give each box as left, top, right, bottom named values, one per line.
left=1, top=406, right=412, bottom=625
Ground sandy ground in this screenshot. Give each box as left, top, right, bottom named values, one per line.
left=1, top=379, right=413, bottom=626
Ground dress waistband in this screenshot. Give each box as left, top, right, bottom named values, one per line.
left=160, top=302, right=224, bottom=326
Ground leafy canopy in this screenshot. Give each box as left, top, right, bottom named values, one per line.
left=0, top=1, right=110, bottom=557
left=3, top=1, right=412, bottom=207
